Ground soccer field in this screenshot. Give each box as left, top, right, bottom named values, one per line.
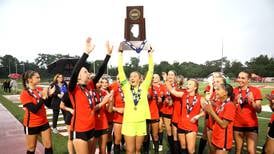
left=0, top=81, right=273, bottom=153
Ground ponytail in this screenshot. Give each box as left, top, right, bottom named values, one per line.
left=221, top=83, right=234, bottom=102
left=22, top=70, right=37, bottom=90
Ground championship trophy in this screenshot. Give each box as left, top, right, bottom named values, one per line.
left=120, top=6, right=150, bottom=53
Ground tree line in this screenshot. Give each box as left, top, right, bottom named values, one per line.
left=0, top=53, right=273, bottom=79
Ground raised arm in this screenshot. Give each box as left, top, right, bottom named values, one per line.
left=69, top=37, right=95, bottom=91
left=166, top=82, right=184, bottom=98
left=142, top=49, right=154, bottom=89
left=117, top=51, right=127, bottom=87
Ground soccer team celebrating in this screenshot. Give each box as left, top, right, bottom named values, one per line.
left=20, top=37, right=274, bottom=154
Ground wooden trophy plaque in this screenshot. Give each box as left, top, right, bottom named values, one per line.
left=121, top=6, right=150, bottom=52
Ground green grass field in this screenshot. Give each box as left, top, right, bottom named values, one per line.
left=0, top=81, right=273, bottom=153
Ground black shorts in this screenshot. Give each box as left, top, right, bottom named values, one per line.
left=70, top=129, right=95, bottom=141
left=24, top=123, right=50, bottom=135
left=147, top=119, right=160, bottom=124
left=172, top=122, right=178, bottom=128
left=161, top=113, right=172, bottom=119
left=177, top=128, right=193, bottom=134
left=268, top=122, right=274, bottom=139
left=64, top=112, right=72, bottom=125
left=233, top=126, right=258, bottom=134
left=94, top=129, right=109, bottom=138
left=113, top=122, right=122, bottom=125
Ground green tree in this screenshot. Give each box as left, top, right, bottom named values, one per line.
left=246, top=55, right=274, bottom=77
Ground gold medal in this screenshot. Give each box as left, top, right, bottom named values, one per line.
left=187, top=114, right=189, bottom=118
left=134, top=106, right=137, bottom=110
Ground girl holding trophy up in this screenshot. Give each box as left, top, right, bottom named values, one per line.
left=117, top=44, right=154, bottom=154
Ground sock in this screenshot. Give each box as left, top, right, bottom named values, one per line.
left=143, top=141, right=150, bottom=153
left=114, top=144, right=120, bottom=154
left=167, top=135, right=174, bottom=152
left=262, top=144, right=266, bottom=154
left=107, top=141, right=112, bottom=153
left=181, top=148, right=188, bottom=154
left=198, top=138, right=207, bottom=154
left=45, top=147, right=53, bottom=154
left=26, top=151, right=35, bottom=154
left=158, top=132, right=163, bottom=145
left=121, top=135, right=125, bottom=145
left=153, top=141, right=159, bottom=154
left=173, top=140, right=181, bottom=154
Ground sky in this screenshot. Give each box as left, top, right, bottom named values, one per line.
left=0, top=0, right=273, bottom=67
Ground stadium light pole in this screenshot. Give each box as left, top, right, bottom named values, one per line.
left=15, top=62, right=17, bottom=74
left=221, top=38, right=224, bottom=73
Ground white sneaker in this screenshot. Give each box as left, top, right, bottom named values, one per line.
left=52, top=128, right=59, bottom=134
left=159, top=145, right=163, bottom=151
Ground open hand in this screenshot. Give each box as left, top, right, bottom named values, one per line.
left=204, top=103, right=213, bottom=114
left=248, top=92, right=254, bottom=104
left=190, top=115, right=199, bottom=123
left=106, top=41, right=113, bottom=55
left=85, top=37, right=95, bottom=54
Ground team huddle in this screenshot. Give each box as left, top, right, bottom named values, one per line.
left=19, top=37, right=274, bottom=154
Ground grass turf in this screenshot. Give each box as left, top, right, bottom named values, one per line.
left=0, top=81, right=273, bottom=153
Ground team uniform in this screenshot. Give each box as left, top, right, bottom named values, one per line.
left=110, top=81, right=125, bottom=124
left=160, top=85, right=173, bottom=119
left=148, top=84, right=165, bottom=123
left=267, top=90, right=274, bottom=139
left=69, top=81, right=95, bottom=141
left=212, top=100, right=236, bottom=151
left=68, top=53, right=110, bottom=141
left=118, top=52, right=154, bottom=136
left=93, top=90, right=109, bottom=137
left=233, top=86, right=262, bottom=133
left=20, top=87, right=50, bottom=135
left=172, top=87, right=187, bottom=127
left=177, top=94, right=202, bottom=133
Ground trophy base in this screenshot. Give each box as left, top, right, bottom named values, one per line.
left=120, top=41, right=150, bottom=51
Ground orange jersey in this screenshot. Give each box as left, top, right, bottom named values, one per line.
left=160, top=84, right=174, bottom=115
left=172, top=88, right=187, bottom=123
left=20, top=87, right=48, bottom=127
left=270, top=114, right=274, bottom=124
left=206, top=93, right=220, bottom=130
left=94, top=90, right=109, bottom=130
left=178, top=94, right=202, bottom=132
left=110, top=81, right=125, bottom=123
left=212, top=101, right=236, bottom=150
left=69, top=80, right=95, bottom=132
left=233, top=86, right=262, bottom=127
left=148, top=84, right=165, bottom=120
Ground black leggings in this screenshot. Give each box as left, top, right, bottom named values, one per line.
left=52, top=109, right=66, bottom=128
